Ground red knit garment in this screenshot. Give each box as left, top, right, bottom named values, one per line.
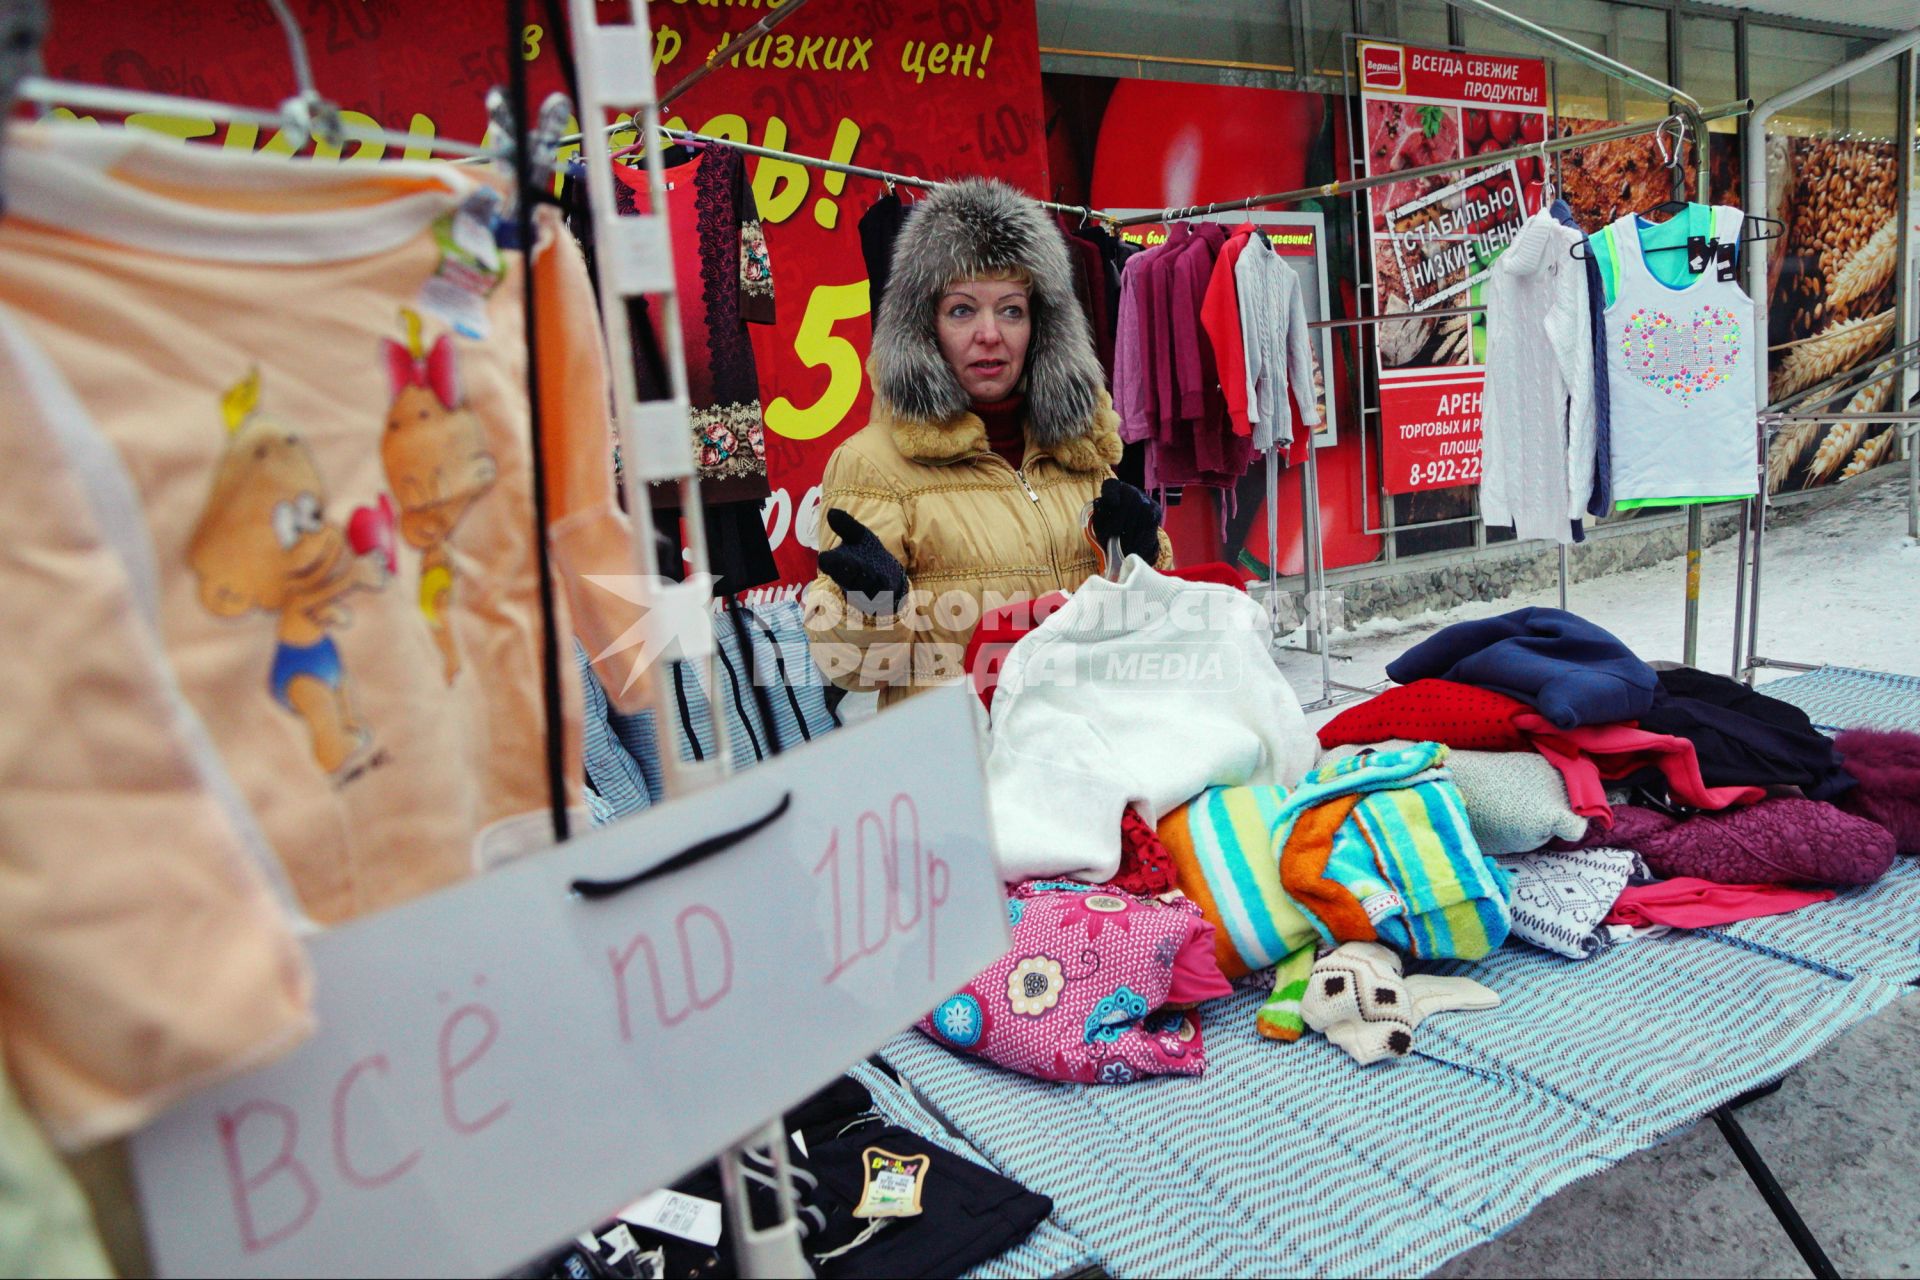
left=1199, top=226, right=1258, bottom=438
left=973, top=394, right=1027, bottom=469
left=1112, top=808, right=1178, bottom=896
left=1318, top=678, right=1534, bottom=751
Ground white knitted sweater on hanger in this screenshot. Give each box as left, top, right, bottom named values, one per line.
left=1479, top=211, right=1596, bottom=544
left=985, top=558, right=1318, bottom=883
left=1235, top=233, right=1322, bottom=452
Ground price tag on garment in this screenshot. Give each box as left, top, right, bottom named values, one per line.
left=128, top=686, right=1007, bottom=1279
left=1716, top=240, right=1739, bottom=282
left=852, top=1147, right=931, bottom=1219
left=1686, top=235, right=1710, bottom=274
left=619, top=1189, right=724, bottom=1248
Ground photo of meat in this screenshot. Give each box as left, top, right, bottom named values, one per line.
left=1551, top=117, right=1699, bottom=233
left=1367, top=100, right=1462, bottom=231
left=1372, top=239, right=1471, bottom=369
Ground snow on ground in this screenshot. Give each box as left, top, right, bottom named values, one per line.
left=1271, top=475, right=1920, bottom=721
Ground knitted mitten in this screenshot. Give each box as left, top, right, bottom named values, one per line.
left=818, top=508, right=908, bottom=615
left=1300, top=942, right=1499, bottom=1065
left=1089, top=478, right=1162, bottom=565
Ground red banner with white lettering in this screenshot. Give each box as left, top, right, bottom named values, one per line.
left=1356, top=40, right=1548, bottom=495
left=42, top=0, right=1047, bottom=589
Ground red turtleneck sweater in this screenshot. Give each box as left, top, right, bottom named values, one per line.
left=973, top=394, right=1027, bottom=470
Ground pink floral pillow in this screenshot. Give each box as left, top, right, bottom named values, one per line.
left=918, top=882, right=1235, bottom=1085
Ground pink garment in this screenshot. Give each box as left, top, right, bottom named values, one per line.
left=919, top=883, right=1233, bottom=1086
left=1513, top=713, right=1766, bottom=827
left=1602, top=879, right=1834, bottom=930
left=1116, top=240, right=1176, bottom=444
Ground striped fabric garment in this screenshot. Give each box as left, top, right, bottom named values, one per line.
left=1275, top=742, right=1513, bottom=962
left=576, top=600, right=840, bottom=822
left=1161, top=784, right=1315, bottom=979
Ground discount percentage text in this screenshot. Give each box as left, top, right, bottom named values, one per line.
left=130, top=686, right=1008, bottom=1279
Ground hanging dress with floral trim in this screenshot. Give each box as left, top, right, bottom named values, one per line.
left=614, top=145, right=776, bottom=505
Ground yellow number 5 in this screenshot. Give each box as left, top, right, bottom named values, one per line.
left=766, top=282, right=870, bottom=442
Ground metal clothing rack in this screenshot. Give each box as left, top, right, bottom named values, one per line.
left=547, top=114, right=1120, bottom=228
left=1733, top=31, right=1920, bottom=686
left=1123, top=119, right=1747, bottom=711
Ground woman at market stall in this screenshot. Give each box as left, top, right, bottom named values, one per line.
left=804, top=177, right=1170, bottom=707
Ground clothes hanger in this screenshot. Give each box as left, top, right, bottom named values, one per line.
left=1641, top=115, right=1692, bottom=222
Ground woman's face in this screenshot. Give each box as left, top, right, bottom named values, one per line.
left=935, top=277, right=1031, bottom=402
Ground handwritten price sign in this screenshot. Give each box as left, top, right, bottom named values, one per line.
left=129, top=686, right=1007, bottom=1278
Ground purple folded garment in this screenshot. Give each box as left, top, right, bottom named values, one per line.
left=1836, top=728, right=1920, bottom=854
left=1558, top=797, right=1894, bottom=886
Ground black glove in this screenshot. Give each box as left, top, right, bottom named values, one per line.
left=818, top=508, right=909, bottom=614
left=1089, top=478, right=1162, bottom=565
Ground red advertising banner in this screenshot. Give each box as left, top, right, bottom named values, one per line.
left=41, top=0, right=1047, bottom=589
left=1357, top=40, right=1548, bottom=495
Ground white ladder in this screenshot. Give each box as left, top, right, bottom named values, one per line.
left=562, top=3, right=809, bottom=1276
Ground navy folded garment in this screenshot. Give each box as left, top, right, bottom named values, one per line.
left=1385, top=607, right=1658, bottom=729
left=1643, top=667, right=1856, bottom=800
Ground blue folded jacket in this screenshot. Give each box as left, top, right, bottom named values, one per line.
left=1384, top=607, right=1657, bottom=729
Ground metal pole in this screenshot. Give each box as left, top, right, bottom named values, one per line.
left=1732, top=414, right=1760, bottom=680
left=1557, top=543, right=1569, bottom=612
left=1711, top=1107, right=1841, bottom=1280
left=1305, top=442, right=1335, bottom=706
left=1680, top=94, right=1714, bottom=666
left=1900, top=50, right=1918, bottom=543
left=658, top=0, right=816, bottom=109
left=1266, top=447, right=1282, bottom=651
left=1111, top=101, right=1750, bottom=227
left=1742, top=29, right=1920, bottom=674
left=1448, top=0, right=1701, bottom=112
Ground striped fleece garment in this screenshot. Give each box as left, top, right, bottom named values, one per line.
left=1162, top=744, right=1513, bottom=1040
left=1272, top=743, right=1512, bottom=962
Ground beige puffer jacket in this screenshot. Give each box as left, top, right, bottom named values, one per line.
left=804, top=177, right=1171, bottom=707
left=803, top=392, right=1172, bottom=707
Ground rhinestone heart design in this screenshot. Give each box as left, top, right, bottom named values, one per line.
left=1620, top=305, right=1742, bottom=404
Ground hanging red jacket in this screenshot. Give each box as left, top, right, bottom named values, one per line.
left=1199, top=224, right=1258, bottom=438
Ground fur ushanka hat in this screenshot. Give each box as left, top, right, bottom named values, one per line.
left=869, top=178, right=1105, bottom=449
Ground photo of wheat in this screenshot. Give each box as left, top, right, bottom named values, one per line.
left=1764, top=137, right=1902, bottom=494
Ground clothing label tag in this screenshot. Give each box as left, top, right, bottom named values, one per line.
left=600, top=1223, right=641, bottom=1264
left=791, top=1127, right=810, bottom=1159
left=853, top=1147, right=930, bottom=1219
left=619, top=1189, right=725, bottom=1247
left=418, top=187, right=506, bottom=340
left=1716, top=240, right=1738, bottom=281
left=1360, top=890, right=1404, bottom=924
left=1686, top=235, right=1709, bottom=273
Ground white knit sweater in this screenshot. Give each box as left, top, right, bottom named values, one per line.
left=1479, top=210, right=1596, bottom=544
left=1235, top=233, right=1322, bottom=452
left=985, top=558, right=1318, bottom=882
